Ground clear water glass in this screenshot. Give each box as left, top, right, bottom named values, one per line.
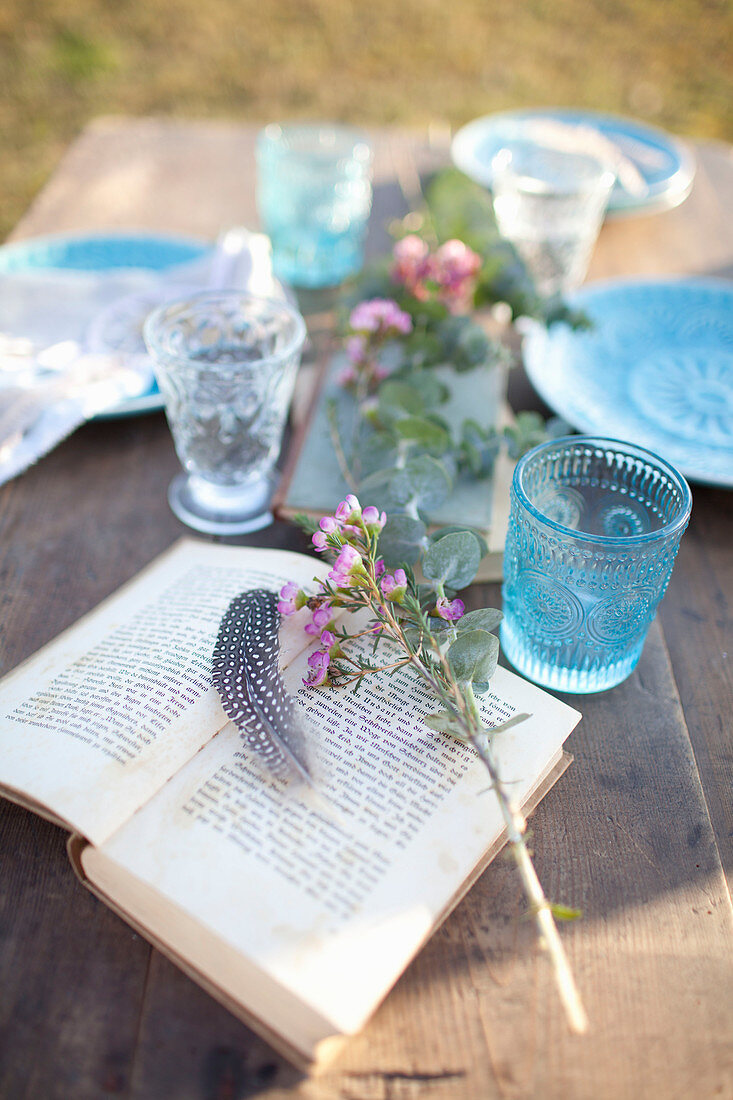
left=501, top=437, right=692, bottom=693
left=144, top=291, right=305, bottom=535
left=256, top=122, right=373, bottom=288
left=491, top=141, right=615, bottom=296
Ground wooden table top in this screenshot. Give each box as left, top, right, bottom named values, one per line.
left=1, top=119, right=731, bottom=1100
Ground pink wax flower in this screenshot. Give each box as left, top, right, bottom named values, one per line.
left=329, top=544, right=366, bottom=588
left=337, top=364, right=357, bottom=388
left=349, top=298, right=413, bottom=337
left=362, top=505, right=387, bottom=533
left=391, top=235, right=433, bottom=298
left=277, top=581, right=305, bottom=616
left=434, top=239, right=481, bottom=314
left=304, top=606, right=334, bottom=636
left=346, top=334, right=368, bottom=364
left=312, top=530, right=328, bottom=551
left=392, top=234, right=430, bottom=271
left=319, top=516, right=339, bottom=534
left=381, top=568, right=407, bottom=603
left=303, top=648, right=330, bottom=687
left=335, top=495, right=361, bottom=523
left=374, top=557, right=386, bottom=578
left=435, top=239, right=481, bottom=286
left=435, top=596, right=465, bottom=621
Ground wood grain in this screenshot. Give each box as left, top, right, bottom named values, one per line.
left=0, top=121, right=732, bottom=1100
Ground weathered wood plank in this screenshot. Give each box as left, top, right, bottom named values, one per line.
left=0, top=805, right=150, bottom=1100
left=658, top=484, right=733, bottom=886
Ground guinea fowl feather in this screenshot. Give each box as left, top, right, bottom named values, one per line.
left=212, top=589, right=313, bottom=785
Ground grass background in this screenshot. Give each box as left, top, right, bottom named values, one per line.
left=1, top=0, right=731, bottom=240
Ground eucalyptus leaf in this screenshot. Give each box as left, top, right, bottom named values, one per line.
left=456, top=607, right=503, bottom=635
left=388, top=455, right=452, bottom=513
left=453, top=327, right=494, bottom=371
left=360, top=435, right=400, bottom=477
left=430, top=525, right=488, bottom=558
left=402, top=330, right=445, bottom=366
left=379, top=380, right=425, bottom=416
left=393, top=416, right=451, bottom=454
left=358, top=466, right=397, bottom=496
left=460, top=420, right=501, bottom=478
left=410, top=373, right=450, bottom=409
left=378, top=514, right=427, bottom=568
left=447, top=629, right=500, bottom=683
left=422, top=531, right=481, bottom=590
left=549, top=903, right=584, bottom=922
left=423, top=712, right=469, bottom=740
left=483, top=712, right=531, bottom=737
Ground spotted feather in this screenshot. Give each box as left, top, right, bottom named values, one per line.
left=212, top=588, right=312, bottom=784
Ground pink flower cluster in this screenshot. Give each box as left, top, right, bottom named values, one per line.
left=391, top=235, right=481, bottom=315
left=338, top=299, right=413, bottom=391
left=435, top=596, right=465, bottom=622
left=349, top=298, right=413, bottom=336
left=303, top=628, right=339, bottom=687
left=381, top=567, right=407, bottom=603
left=311, top=494, right=386, bottom=553
left=277, top=494, right=388, bottom=687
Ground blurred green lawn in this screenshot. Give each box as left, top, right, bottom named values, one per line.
left=1, top=0, right=731, bottom=239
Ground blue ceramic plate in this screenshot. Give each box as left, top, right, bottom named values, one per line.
left=522, top=278, right=733, bottom=486
left=0, top=231, right=211, bottom=416
left=451, top=109, right=696, bottom=217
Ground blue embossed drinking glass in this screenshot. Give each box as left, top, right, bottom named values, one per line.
left=501, top=437, right=692, bottom=693
left=256, top=123, right=373, bottom=288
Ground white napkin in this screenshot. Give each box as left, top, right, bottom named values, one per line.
left=0, top=353, right=152, bottom=486
left=0, top=226, right=284, bottom=485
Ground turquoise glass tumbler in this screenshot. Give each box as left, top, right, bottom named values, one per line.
left=501, top=437, right=692, bottom=693
left=256, top=123, right=373, bottom=288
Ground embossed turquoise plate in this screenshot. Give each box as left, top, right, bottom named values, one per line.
left=451, top=109, right=696, bottom=217
left=523, top=278, right=733, bottom=487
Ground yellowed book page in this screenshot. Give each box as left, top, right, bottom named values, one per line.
left=0, top=540, right=325, bottom=845
left=91, top=636, right=580, bottom=1035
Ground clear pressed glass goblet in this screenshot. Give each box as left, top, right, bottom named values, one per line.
left=491, top=141, right=615, bottom=297
left=144, top=290, right=306, bottom=535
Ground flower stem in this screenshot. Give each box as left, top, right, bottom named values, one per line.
left=465, top=685, right=588, bottom=1035
left=326, top=400, right=359, bottom=492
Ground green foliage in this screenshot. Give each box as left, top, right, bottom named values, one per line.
left=460, top=419, right=502, bottom=478
left=384, top=454, right=452, bottom=515
left=429, top=524, right=488, bottom=558
left=456, top=607, right=503, bottom=635
left=504, top=412, right=575, bottom=460
left=447, top=629, right=500, bottom=684
left=423, top=711, right=469, bottom=740
left=392, top=416, right=451, bottom=454
left=327, top=168, right=579, bottom=531
left=423, top=531, right=481, bottom=590
left=378, top=514, right=427, bottom=568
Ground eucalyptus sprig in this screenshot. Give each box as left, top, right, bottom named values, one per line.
left=325, top=177, right=579, bottom=521
left=281, top=494, right=588, bottom=1034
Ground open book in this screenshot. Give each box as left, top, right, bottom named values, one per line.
left=0, top=540, right=580, bottom=1070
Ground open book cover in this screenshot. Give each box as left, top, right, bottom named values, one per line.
left=274, top=351, right=514, bottom=582
left=0, top=540, right=579, bottom=1070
